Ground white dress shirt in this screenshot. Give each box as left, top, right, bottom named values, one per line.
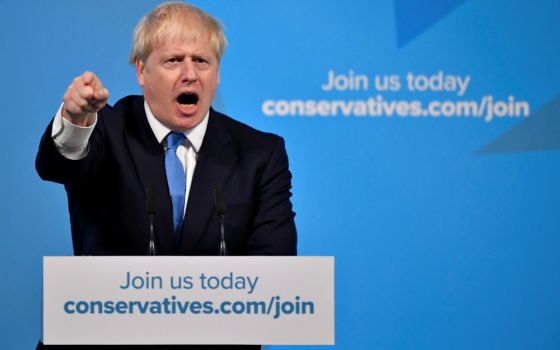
left=51, top=101, right=209, bottom=214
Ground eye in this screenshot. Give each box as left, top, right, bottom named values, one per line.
left=193, top=56, right=209, bottom=65
left=165, top=57, right=183, bottom=65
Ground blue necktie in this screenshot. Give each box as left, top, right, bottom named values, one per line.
left=165, top=132, right=186, bottom=243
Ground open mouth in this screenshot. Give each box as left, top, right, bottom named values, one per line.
left=176, top=92, right=199, bottom=109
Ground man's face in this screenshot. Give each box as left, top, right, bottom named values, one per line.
left=136, top=27, right=220, bottom=132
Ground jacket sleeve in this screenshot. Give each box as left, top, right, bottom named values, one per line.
left=35, top=112, right=107, bottom=188
left=246, top=136, right=297, bottom=256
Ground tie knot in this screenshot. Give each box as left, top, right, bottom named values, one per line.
left=166, top=132, right=186, bottom=150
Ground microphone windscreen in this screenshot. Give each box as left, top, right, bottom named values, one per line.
left=213, top=184, right=226, bottom=216
left=146, top=186, right=156, bottom=215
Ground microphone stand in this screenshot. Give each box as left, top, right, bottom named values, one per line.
left=146, top=186, right=157, bottom=256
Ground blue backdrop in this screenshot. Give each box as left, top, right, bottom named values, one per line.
left=1, top=0, right=559, bottom=348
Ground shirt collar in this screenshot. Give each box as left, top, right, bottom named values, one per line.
left=144, top=99, right=209, bottom=153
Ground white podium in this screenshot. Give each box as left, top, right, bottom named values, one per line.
left=43, top=256, right=334, bottom=345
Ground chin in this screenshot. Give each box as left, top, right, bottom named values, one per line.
left=171, top=116, right=201, bottom=131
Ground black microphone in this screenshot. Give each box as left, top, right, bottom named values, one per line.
left=213, top=184, right=227, bottom=256
left=146, top=186, right=157, bottom=256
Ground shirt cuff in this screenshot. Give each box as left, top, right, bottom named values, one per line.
left=51, top=104, right=97, bottom=160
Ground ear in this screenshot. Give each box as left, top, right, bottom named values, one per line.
left=135, top=59, right=145, bottom=87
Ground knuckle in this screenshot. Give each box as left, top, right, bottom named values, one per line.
left=82, top=87, right=93, bottom=98
left=77, top=100, right=88, bottom=109
left=64, top=104, right=78, bottom=114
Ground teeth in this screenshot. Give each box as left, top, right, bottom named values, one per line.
left=179, top=103, right=195, bottom=108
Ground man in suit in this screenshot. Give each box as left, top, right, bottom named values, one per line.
left=36, top=2, right=296, bottom=348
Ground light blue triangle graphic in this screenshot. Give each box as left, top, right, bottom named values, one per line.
left=394, top=0, right=468, bottom=48
left=478, top=95, right=560, bottom=154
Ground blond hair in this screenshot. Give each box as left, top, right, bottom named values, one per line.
left=129, top=1, right=227, bottom=64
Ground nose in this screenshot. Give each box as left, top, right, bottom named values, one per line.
left=181, top=59, right=197, bottom=83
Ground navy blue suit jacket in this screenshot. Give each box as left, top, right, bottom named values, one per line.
left=36, top=95, right=297, bottom=256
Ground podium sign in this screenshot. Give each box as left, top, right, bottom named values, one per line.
left=43, top=256, right=334, bottom=345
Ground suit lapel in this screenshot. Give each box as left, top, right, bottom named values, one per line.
left=179, top=109, right=238, bottom=254
left=123, top=97, right=175, bottom=253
